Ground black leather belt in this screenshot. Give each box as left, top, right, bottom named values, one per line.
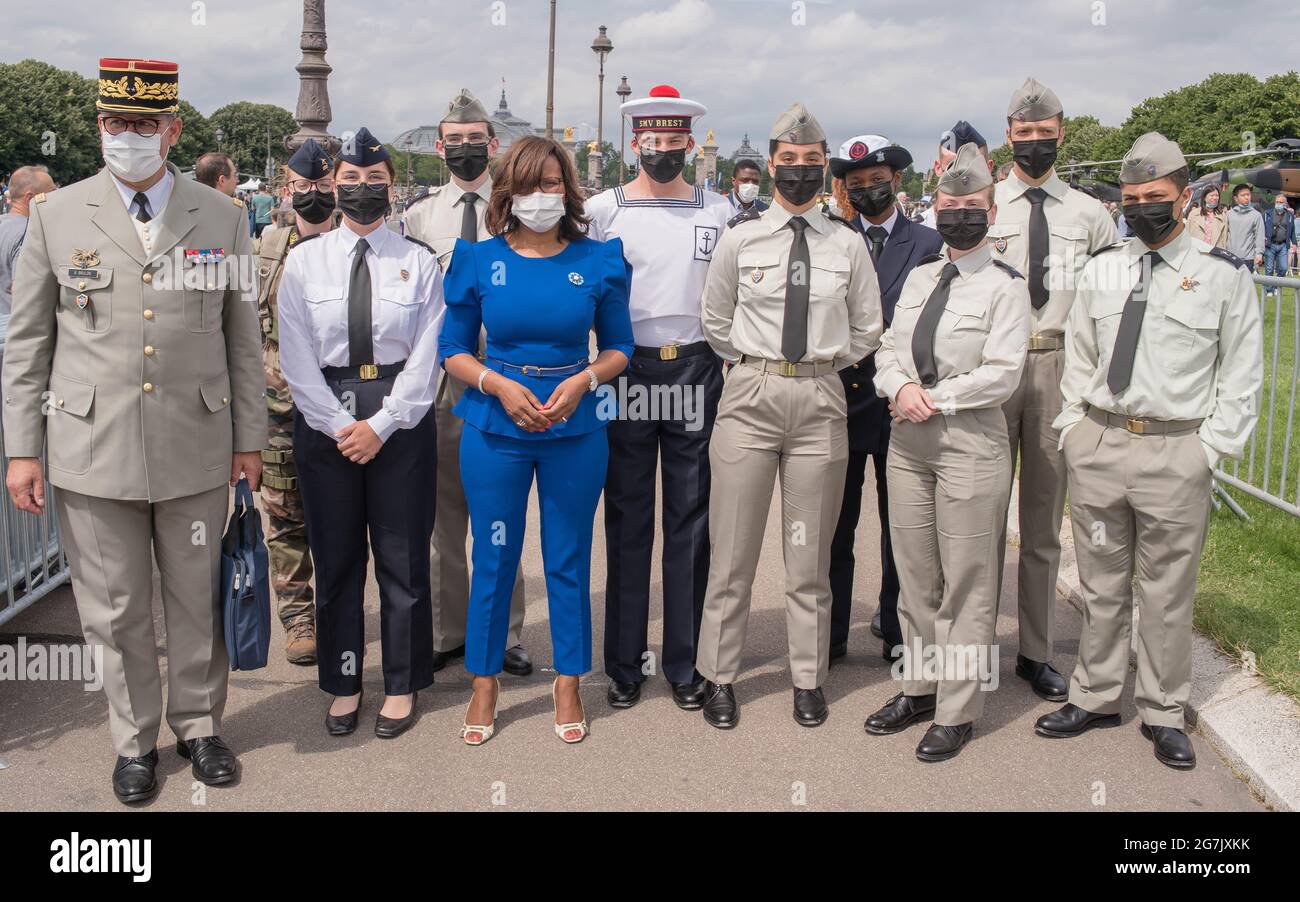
left=322, top=361, right=406, bottom=381
left=634, top=340, right=712, bottom=361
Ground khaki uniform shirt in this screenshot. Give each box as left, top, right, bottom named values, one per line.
left=401, top=177, right=492, bottom=271
left=1054, top=228, right=1264, bottom=469
left=701, top=203, right=883, bottom=368
left=990, top=170, right=1118, bottom=336
left=1, top=164, right=266, bottom=502
left=875, top=244, right=1030, bottom=412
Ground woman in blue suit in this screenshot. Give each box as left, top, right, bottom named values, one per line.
left=439, top=136, right=633, bottom=745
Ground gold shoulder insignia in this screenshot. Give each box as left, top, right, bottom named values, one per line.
left=232, top=197, right=244, bottom=207
left=34, top=193, right=47, bottom=204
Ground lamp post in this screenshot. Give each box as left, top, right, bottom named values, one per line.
left=265, top=124, right=273, bottom=181
left=405, top=137, right=414, bottom=195
left=286, top=0, right=340, bottom=155
left=545, top=0, right=557, bottom=139
left=590, top=25, right=613, bottom=190
left=615, top=76, right=631, bottom=185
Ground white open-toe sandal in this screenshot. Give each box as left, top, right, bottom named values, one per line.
left=460, top=677, right=500, bottom=746
left=552, top=677, right=588, bottom=744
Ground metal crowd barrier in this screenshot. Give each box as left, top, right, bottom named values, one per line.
left=0, top=416, right=71, bottom=627
left=1214, top=274, right=1300, bottom=519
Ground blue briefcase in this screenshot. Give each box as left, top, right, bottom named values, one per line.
left=220, top=478, right=272, bottom=671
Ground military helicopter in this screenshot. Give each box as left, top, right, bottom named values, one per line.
left=1057, top=139, right=1300, bottom=202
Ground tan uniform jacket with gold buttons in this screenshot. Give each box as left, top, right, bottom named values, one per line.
left=1, top=164, right=267, bottom=502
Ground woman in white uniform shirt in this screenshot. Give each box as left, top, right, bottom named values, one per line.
left=866, top=143, right=1029, bottom=763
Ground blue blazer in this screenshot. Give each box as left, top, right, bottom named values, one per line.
left=837, top=212, right=945, bottom=454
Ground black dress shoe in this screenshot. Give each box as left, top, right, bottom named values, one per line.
left=1016, top=655, right=1069, bottom=702
left=915, top=722, right=973, bottom=762
left=503, top=645, right=533, bottom=677
left=829, top=640, right=848, bottom=665
left=869, top=610, right=884, bottom=639
left=882, top=640, right=903, bottom=664
left=606, top=680, right=641, bottom=709
left=793, top=687, right=828, bottom=727
left=864, top=692, right=936, bottom=735
left=430, top=645, right=465, bottom=674
left=1034, top=703, right=1120, bottom=738
left=670, top=679, right=707, bottom=710
left=325, top=692, right=363, bottom=737
left=1140, top=723, right=1197, bottom=769
left=176, top=736, right=237, bottom=785
left=702, top=681, right=738, bottom=729
left=375, top=692, right=419, bottom=739
left=112, top=749, right=159, bottom=804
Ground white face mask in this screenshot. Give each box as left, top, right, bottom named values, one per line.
left=102, top=129, right=165, bottom=183
left=512, top=191, right=566, bottom=233
left=737, top=183, right=760, bottom=204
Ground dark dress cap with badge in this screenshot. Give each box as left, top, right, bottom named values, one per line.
left=943, top=120, right=987, bottom=152
left=97, top=58, right=179, bottom=115
left=287, top=138, right=332, bottom=180
left=337, top=126, right=391, bottom=167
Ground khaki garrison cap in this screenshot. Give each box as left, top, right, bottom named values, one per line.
left=1120, top=132, right=1187, bottom=185
left=770, top=102, right=826, bottom=145
left=1007, top=77, right=1063, bottom=122
left=937, top=142, right=993, bottom=196
left=443, top=89, right=491, bottom=124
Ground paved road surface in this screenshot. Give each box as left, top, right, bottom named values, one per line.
left=0, top=472, right=1264, bottom=811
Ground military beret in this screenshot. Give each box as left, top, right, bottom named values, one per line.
left=287, top=138, right=332, bottom=180
left=770, top=102, right=826, bottom=146
left=937, top=143, right=993, bottom=197
left=942, top=120, right=987, bottom=152
left=337, top=126, right=390, bottom=167
left=1120, top=132, right=1187, bottom=185
left=1007, top=77, right=1063, bottom=122
left=830, top=134, right=912, bottom=178
left=442, top=89, right=492, bottom=125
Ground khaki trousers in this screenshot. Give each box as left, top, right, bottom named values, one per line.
left=695, top=364, right=848, bottom=690
left=1063, top=412, right=1211, bottom=730
left=55, top=485, right=231, bottom=758
left=889, top=407, right=1010, bottom=726
left=431, top=372, right=525, bottom=652
left=996, top=347, right=1067, bottom=663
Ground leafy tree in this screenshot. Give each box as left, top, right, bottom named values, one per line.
left=0, top=59, right=100, bottom=185
left=172, top=100, right=214, bottom=172
left=386, top=144, right=448, bottom=188
left=207, top=101, right=298, bottom=178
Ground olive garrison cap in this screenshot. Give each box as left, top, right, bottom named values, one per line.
left=1120, top=132, right=1187, bottom=185
left=1007, top=77, right=1063, bottom=122
left=937, top=142, right=993, bottom=196
left=770, top=102, right=826, bottom=146
left=442, top=89, right=492, bottom=125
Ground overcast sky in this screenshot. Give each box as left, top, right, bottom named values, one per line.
left=4, top=0, right=1298, bottom=171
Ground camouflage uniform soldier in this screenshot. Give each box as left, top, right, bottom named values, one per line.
left=258, top=138, right=338, bottom=664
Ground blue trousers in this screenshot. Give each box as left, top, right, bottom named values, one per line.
left=461, top=424, right=608, bottom=676
left=1264, top=243, right=1290, bottom=287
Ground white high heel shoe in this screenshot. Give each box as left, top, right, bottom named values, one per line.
left=553, top=677, right=588, bottom=744
left=460, top=677, right=500, bottom=746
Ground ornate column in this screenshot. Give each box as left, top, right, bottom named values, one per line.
left=697, top=128, right=719, bottom=191
left=286, top=0, right=340, bottom=154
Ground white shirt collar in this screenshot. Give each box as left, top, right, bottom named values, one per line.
left=111, top=166, right=174, bottom=220
left=339, top=219, right=392, bottom=255
left=859, top=206, right=899, bottom=236
left=448, top=176, right=492, bottom=205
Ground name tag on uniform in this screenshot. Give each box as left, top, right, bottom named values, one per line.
left=67, top=268, right=101, bottom=280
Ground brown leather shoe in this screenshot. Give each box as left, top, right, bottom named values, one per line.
left=284, top=620, right=317, bottom=666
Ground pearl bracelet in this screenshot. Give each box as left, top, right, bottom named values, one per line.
left=585, top=367, right=598, bottom=392
left=478, top=369, right=491, bottom=393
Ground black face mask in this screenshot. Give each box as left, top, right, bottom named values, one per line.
left=773, top=165, right=824, bottom=207
left=848, top=181, right=896, bottom=218
left=336, top=184, right=391, bottom=225
left=291, top=188, right=336, bottom=225
left=640, top=148, right=687, bottom=183
left=1012, top=138, right=1059, bottom=180
left=444, top=143, right=490, bottom=182
left=935, top=208, right=990, bottom=250
left=1123, top=201, right=1179, bottom=246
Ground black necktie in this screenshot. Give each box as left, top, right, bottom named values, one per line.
left=866, top=226, right=888, bottom=265
left=1025, top=187, right=1049, bottom=310
left=1106, top=251, right=1162, bottom=395
left=911, top=263, right=962, bottom=388
left=781, top=216, right=811, bottom=363
left=460, top=192, right=479, bottom=243
left=347, top=239, right=373, bottom=367
left=132, top=191, right=152, bottom=223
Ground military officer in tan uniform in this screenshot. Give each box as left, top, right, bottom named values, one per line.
left=257, top=138, right=337, bottom=665
left=697, top=103, right=883, bottom=730
left=866, top=143, right=1029, bottom=762
left=402, top=89, right=530, bottom=676
left=2, top=58, right=265, bottom=804
left=987, top=78, right=1118, bottom=702
left=1035, top=133, right=1263, bottom=770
